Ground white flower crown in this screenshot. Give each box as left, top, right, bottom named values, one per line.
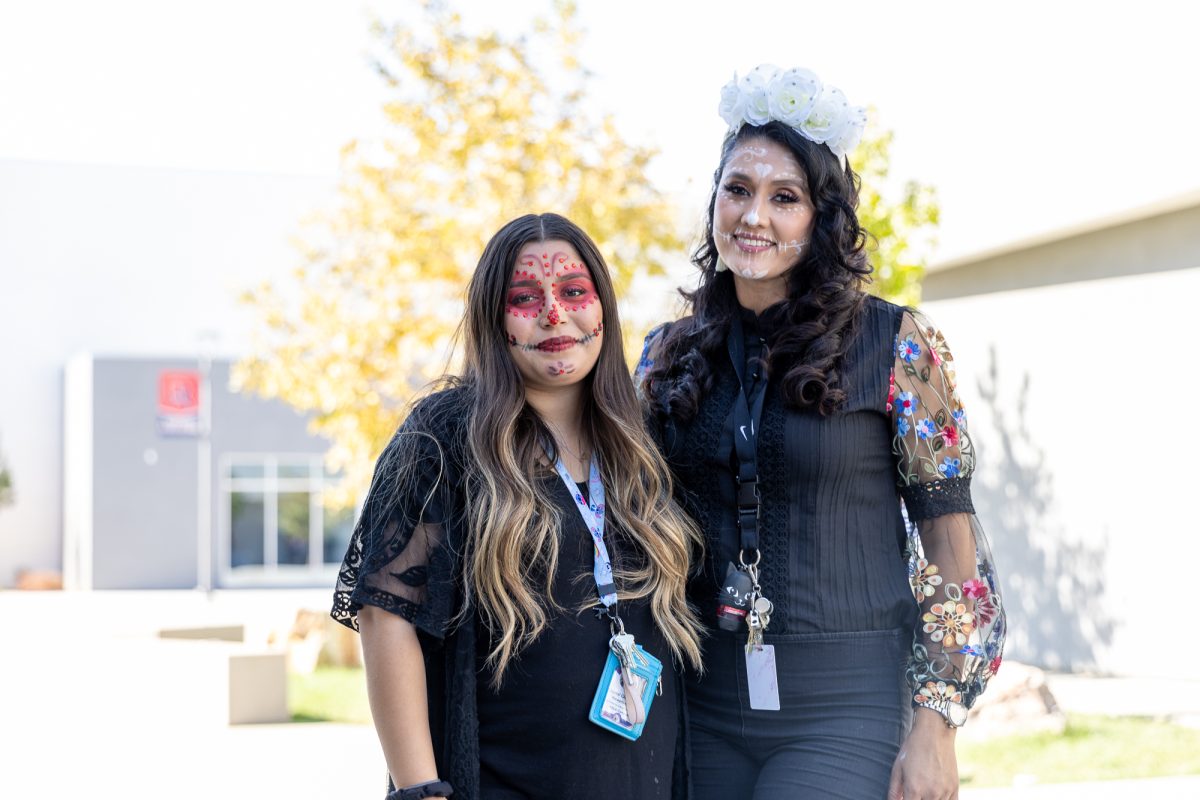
left=718, top=64, right=867, bottom=163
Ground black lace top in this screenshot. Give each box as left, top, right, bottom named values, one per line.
left=331, top=386, right=686, bottom=800
left=637, top=295, right=1005, bottom=718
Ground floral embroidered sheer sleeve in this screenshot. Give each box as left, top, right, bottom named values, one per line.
left=890, top=310, right=1006, bottom=727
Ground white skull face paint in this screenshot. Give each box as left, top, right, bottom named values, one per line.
left=713, top=137, right=816, bottom=285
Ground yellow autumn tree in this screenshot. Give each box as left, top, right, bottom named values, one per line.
left=235, top=1, right=682, bottom=501
left=237, top=2, right=939, bottom=503
left=853, top=122, right=939, bottom=307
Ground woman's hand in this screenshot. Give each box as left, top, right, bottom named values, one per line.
left=887, top=707, right=959, bottom=800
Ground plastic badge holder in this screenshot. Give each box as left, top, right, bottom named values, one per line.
left=587, top=644, right=663, bottom=741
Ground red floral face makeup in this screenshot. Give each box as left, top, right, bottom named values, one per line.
left=505, top=258, right=600, bottom=320
left=504, top=239, right=605, bottom=390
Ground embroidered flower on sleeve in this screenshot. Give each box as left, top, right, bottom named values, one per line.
left=896, top=391, right=918, bottom=417
left=925, top=325, right=954, bottom=366
left=914, top=679, right=962, bottom=707
left=910, top=558, right=943, bottom=601
left=953, top=408, right=968, bottom=429
left=887, top=370, right=896, bottom=412
left=962, top=578, right=989, bottom=599
left=915, top=418, right=935, bottom=439
left=941, top=425, right=960, bottom=447
left=988, top=655, right=1003, bottom=677
left=974, top=593, right=1000, bottom=626
left=938, top=457, right=962, bottom=479
left=897, top=335, right=922, bottom=363
left=922, top=600, right=975, bottom=646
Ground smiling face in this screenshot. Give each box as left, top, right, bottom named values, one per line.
left=504, top=239, right=605, bottom=390
left=713, top=136, right=816, bottom=287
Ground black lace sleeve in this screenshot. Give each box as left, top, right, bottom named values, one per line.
left=330, top=390, right=464, bottom=638
left=890, top=311, right=1006, bottom=721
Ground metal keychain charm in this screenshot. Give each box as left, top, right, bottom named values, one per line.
left=740, top=549, right=772, bottom=652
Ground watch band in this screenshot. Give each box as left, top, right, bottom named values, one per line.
left=915, top=699, right=967, bottom=728
left=387, top=779, right=455, bottom=800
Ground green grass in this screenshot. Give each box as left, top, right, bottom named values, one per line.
left=959, top=714, right=1200, bottom=786
left=288, top=666, right=372, bottom=724
left=287, top=673, right=1200, bottom=788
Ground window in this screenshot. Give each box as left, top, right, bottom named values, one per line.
left=219, top=455, right=356, bottom=585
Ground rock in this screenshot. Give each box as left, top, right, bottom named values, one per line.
left=960, top=660, right=1066, bottom=741
left=286, top=608, right=363, bottom=673
left=14, top=569, right=63, bottom=590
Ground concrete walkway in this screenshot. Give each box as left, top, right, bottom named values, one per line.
left=3, top=590, right=1198, bottom=798
left=961, top=775, right=1200, bottom=799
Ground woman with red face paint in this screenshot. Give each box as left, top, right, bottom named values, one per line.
left=333, top=213, right=704, bottom=800
left=638, top=66, right=1006, bottom=800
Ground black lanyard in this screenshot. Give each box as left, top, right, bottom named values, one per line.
left=727, top=312, right=768, bottom=556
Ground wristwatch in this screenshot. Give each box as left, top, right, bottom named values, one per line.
left=917, top=698, right=968, bottom=728
left=387, top=780, right=455, bottom=800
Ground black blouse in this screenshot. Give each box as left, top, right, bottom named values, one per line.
left=331, top=387, right=685, bottom=800
left=638, top=295, right=1006, bottom=717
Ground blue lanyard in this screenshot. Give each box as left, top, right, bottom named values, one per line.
left=548, top=450, right=618, bottom=608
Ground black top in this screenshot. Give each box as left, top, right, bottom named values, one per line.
left=638, top=293, right=1007, bottom=720
left=476, top=477, right=677, bottom=800
left=332, top=387, right=684, bottom=800
left=660, top=297, right=920, bottom=634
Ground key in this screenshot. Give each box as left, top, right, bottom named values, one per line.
left=754, top=595, right=773, bottom=631
left=745, top=622, right=764, bottom=652
left=610, top=632, right=637, bottom=668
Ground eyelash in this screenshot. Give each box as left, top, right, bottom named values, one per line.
left=722, top=184, right=802, bottom=204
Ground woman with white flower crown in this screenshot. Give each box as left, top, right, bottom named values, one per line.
left=637, top=65, right=1006, bottom=799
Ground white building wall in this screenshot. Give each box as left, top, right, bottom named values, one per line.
left=922, top=265, right=1200, bottom=679
left=0, top=160, right=335, bottom=586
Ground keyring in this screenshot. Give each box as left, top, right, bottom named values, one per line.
left=738, top=548, right=761, bottom=569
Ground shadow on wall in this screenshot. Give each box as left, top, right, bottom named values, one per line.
left=971, top=346, right=1115, bottom=672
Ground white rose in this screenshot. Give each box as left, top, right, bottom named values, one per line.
left=739, top=64, right=779, bottom=126
left=801, top=85, right=849, bottom=144
left=717, top=76, right=748, bottom=128
left=767, top=68, right=822, bottom=126
left=827, top=105, right=867, bottom=162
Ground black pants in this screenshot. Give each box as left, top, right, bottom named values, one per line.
left=687, top=628, right=912, bottom=800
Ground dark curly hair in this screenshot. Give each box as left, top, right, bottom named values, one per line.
left=645, top=120, right=871, bottom=421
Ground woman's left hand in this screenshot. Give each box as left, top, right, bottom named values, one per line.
left=887, top=707, right=959, bottom=800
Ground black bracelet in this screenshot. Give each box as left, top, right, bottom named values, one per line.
left=387, top=779, right=454, bottom=800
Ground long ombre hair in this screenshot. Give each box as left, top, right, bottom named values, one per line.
left=460, top=213, right=703, bottom=686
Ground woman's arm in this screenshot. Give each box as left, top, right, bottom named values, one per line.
left=359, top=604, right=445, bottom=796
left=887, top=311, right=1006, bottom=799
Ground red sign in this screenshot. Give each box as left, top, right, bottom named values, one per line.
left=157, top=370, right=201, bottom=436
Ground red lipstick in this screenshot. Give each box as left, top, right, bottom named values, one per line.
left=536, top=336, right=576, bottom=352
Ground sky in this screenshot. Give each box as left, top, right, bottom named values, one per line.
left=3, top=0, right=1200, bottom=260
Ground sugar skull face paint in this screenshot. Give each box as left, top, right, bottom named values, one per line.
left=713, top=137, right=816, bottom=285
left=505, top=239, right=604, bottom=390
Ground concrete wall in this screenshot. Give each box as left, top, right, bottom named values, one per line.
left=92, top=357, right=200, bottom=588
left=74, top=357, right=328, bottom=590
left=919, top=209, right=1200, bottom=679
left=0, top=160, right=334, bottom=586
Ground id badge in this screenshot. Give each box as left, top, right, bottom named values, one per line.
left=588, top=645, right=663, bottom=741
left=745, top=644, right=780, bottom=711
